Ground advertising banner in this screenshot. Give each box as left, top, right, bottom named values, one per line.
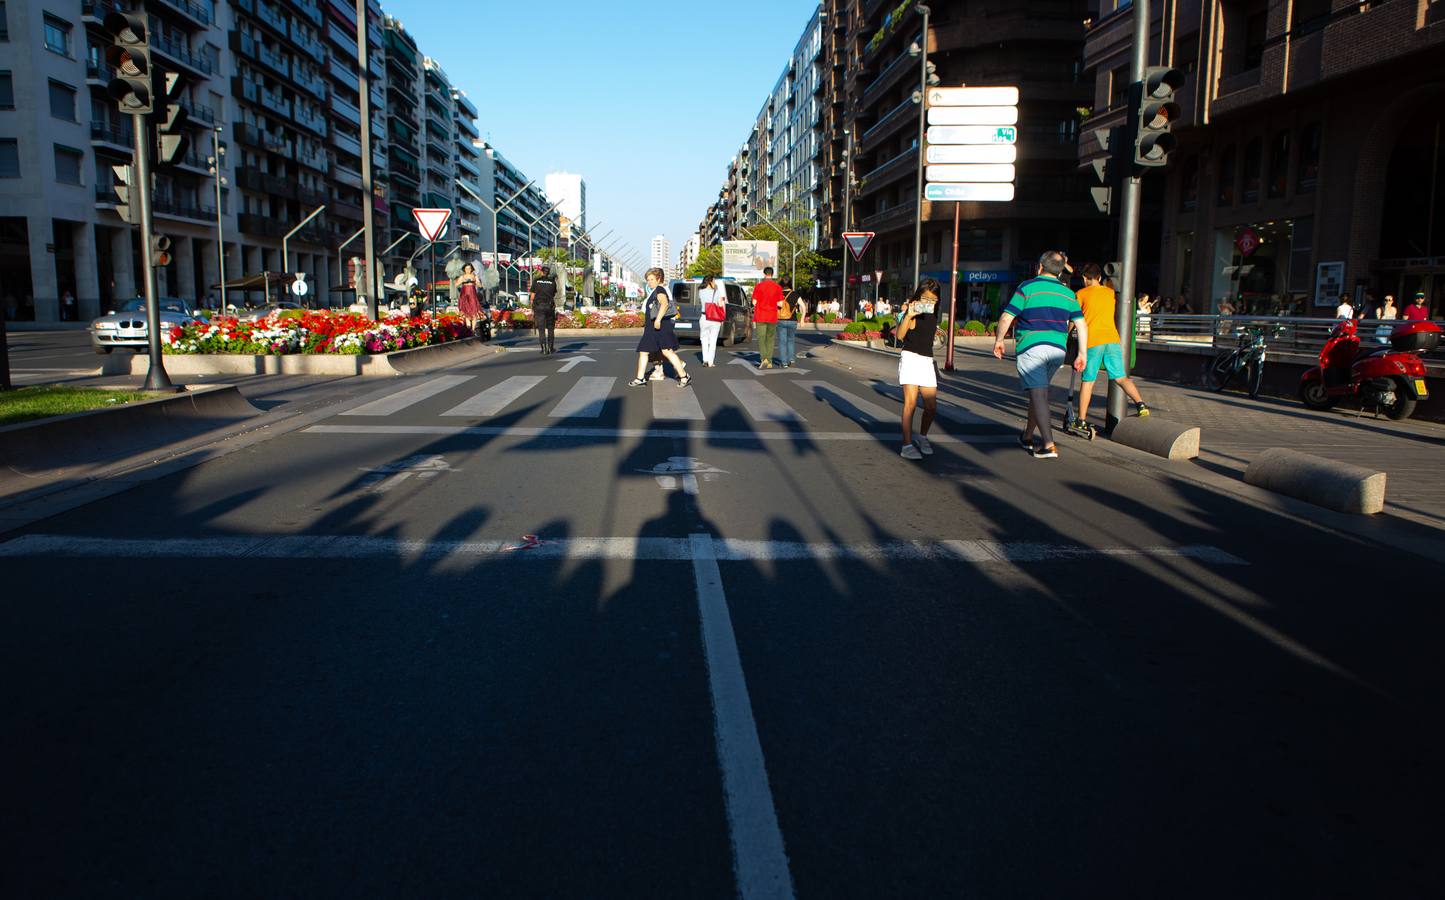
left=722, top=240, right=778, bottom=280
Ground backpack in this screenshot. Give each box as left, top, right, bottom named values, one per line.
left=779, top=291, right=796, bottom=321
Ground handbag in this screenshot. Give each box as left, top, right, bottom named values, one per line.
left=704, top=288, right=726, bottom=322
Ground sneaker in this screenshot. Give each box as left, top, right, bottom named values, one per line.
left=1018, top=432, right=1035, bottom=452
left=1135, top=402, right=1151, bottom=418
left=915, top=434, right=934, bottom=455
left=1032, top=445, right=1059, bottom=459
left=628, top=378, right=647, bottom=387
left=900, top=444, right=924, bottom=460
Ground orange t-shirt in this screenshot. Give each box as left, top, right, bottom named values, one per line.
left=1076, top=284, right=1121, bottom=346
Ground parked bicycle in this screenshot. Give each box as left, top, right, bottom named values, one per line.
left=1208, top=324, right=1283, bottom=398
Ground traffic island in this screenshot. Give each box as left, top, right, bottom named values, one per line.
left=98, top=337, right=496, bottom=377
left=1243, top=448, right=1387, bottom=515
left=1108, top=417, right=1201, bottom=460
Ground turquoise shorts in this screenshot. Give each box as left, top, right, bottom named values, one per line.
left=1081, top=343, right=1126, bottom=383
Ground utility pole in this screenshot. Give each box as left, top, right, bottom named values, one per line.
left=911, top=3, right=932, bottom=291
left=1109, top=0, right=1149, bottom=432
left=356, top=0, right=377, bottom=318
left=208, top=127, right=227, bottom=315
left=133, top=111, right=176, bottom=392
left=841, top=127, right=853, bottom=317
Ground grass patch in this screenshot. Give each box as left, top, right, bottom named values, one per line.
left=0, top=385, right=156, bottom=426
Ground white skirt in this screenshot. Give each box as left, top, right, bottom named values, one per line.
left=898, top=349, right=937, bottom=387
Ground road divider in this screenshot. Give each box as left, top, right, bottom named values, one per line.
left=1108, top=416, right=1201, bottom=460
left=1244, top=448, right=1387, bottom=515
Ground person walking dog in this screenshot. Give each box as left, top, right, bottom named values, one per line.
left=630, top=268, right=690, bottom=387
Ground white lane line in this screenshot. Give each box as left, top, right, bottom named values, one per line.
left=302, top=424, right=1018, bottom=443
left=549, top=376, right=615, bottom=418
left=0, top=534, right=1250, bottom=565
left=795, top=381, right=896, bottom=424
left=868, top=382, right=995, bottom=425
left=689, top=533, right=796, bottom=900
left=723, top=380, right=805, bottom=424
left=652, top=383, right=706, bottom=420
left=341, top=375, right=474, bottom=417
left=442, top=375, right=547, bottom=417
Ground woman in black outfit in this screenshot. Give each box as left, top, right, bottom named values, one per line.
left=630, top=267, right=690, bottom=386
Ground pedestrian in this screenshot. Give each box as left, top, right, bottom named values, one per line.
left=777, top=278, right=804, bottom=368
left=1066, top=263, right=1149, bottom=438
left=751, top=265, right=782, bottom=368
left=1403, top=290, right=1431, bottom=322
left=1335, top=292, right=1354, bottom=320
left=698, top=273, right=726, bottom=367
left=896, top=278, right=942, bottom=460
left=1376, top=293, right=1397, bottom=320
left=992, top=250, right=1087, bottom=460
left=630, top=267, right=690, bottom=387
left=877, top=297, right=892, bottom=319
left=61, top=290, right=76, bottom=321
left=1217, top=297, right=1235, bottom=316
left=530, top=265, right=559, bottom=354
left=456, top=262, right=483, bottom=333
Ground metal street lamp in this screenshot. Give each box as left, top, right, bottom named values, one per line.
left=751, top=207, right=797, bottom=288
left=910, top=4, right=935, bottom=290
left=205, top=126, right=228, bottom=314
left=456, top=176, right=532, bottom=301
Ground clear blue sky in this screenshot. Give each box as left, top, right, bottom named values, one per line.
left=382, top=0, right=817, bottom=270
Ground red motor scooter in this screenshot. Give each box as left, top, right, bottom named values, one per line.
left=1299, top=318, right=1441, bottom=419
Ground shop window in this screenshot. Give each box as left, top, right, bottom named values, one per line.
left=1179, top=155, right=1199, bottom=211
left=1296, top=122, right=1320, bottom=193
left=1242, top=137, right=1262, bottom=203
left=1267, top=130, right=1289, bottom=198
left=1217, top=145, right=1237, bottom=206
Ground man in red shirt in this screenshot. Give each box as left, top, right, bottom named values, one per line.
left=1403, top=291, right=1432, bottom=322
left=751, top=266, right=783, bottom=368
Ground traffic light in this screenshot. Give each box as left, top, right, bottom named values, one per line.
left=1127, top=67, right=1184, bottom=170
left=103, top=12, right=153, bottom=115
left=1089, top=127, right=1124, bottom=215
left=1103, top=262, right=1122, bottom=285
left=112, top=164, right=138, bottom=224
left=154, top=70, right=190, bottom=168
left=150, top=234, right=172, bottom=268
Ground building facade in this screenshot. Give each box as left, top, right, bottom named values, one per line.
left=1084, top=0, right=1445, bottom=316
left=544, top=171, right=585, bottom=231
left=678, top=231, right=700, bottom=275
left=650, top=233, right=671, bottom=277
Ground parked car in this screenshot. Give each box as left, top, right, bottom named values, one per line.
left=90, top=297, right=201, bottom=354
left=667, top=278, right=752, bottom=345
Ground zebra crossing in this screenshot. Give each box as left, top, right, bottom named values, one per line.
left=305, top=370, right=1018, bottom=443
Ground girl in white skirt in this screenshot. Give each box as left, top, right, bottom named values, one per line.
left=894, top=277, right=942, bottom=460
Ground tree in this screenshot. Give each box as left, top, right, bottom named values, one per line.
left=685, top=244, right=723, bottom=279
left=738, top=201, right=831, bottom=286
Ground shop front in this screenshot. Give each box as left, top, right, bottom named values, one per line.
left=1207, top=218, right=1315, bottom=316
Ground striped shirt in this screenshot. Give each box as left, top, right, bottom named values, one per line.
left=1004, top=275, right=1084, bottom=353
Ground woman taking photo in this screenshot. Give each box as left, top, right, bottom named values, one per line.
left=698, top=274, right=726, bottom=367
left=894, top=278, right=942, bottom=460
left=630, top=268, right=690, bottom=387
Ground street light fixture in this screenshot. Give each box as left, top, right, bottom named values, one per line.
left=750, top=207, right=797, bottom=288
left=910, top=3, right=933, bottom=290
left=205, top=126, right=227, bottom=314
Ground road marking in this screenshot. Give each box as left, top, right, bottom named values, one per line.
left=723, top=380, right=805, bottom=424
left=302, top=424, right=1018, bottom=443
left=728, top=357, right=809, bottom=376
left=638, top=457, right=730, bottom=494
left=652, top=383, right=706, bottom=420
left=358, top=454, right=454, bottom=493
left=442, top=375, right=546, bottom=417
left=549, top=376, right=615, bottom=418
left=341, top=375, right=474, bottom=417
left=689, top=533, right=796, bottom=900
left=868, top=381, right=995, bottom=425
left=556, top=355, right=596, bottom=373
left=0, top=534, right=1250, bottom=565
left=795, top=381, right=897, bottom=424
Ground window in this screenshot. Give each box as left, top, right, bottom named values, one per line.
left=48, top=80, right=76, bottom=121
left=1296, top=122, right=1320, bottom=193
left=1244, top=11, right=1267, bottom=69
left=54, top=144, right=82, bottom=184
left=1180, top=154, right=1199, bottom=211
left=1217, top=145, right=1237, bottom=206
left=0, top=138, right=18, bottom=177
left=1267, top=130, right=1290, bottom=198
left=1109, top=65, right=1128, bottom=109
left=0, top=2, right=8, bottom=41
left=1242, top=137, right=1262, bottom=202
left=0, top=70, right=12, bottom=109
left=43, top=14, right=70, bottom=56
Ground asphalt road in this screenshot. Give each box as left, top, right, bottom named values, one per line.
left=3, top=333, right=1442, bottom=898
left=4, top=327, right=103, bottom=384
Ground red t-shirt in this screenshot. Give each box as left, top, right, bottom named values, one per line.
left=752, top=279, right=783, bottom=323
left=1403, top=303, right=1430, bottom=322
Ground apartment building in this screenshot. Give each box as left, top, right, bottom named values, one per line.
left=677, top=232, right=700, bottom=275
left=1083, top=0, right=1445, bottom=315
left=480, top=142, right=556, bottom=263
left=650, top=233, right=671, bottom=277
left=764, top=7, right=824, bottom=247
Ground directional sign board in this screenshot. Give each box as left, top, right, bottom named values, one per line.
left=924, top=85, right=1019, bottom=204
left=412, top=208, right=452, bottom=242
left=926, top=86, right=1020, bottom=107
left=925, top=183, right=1016, bottom=202
left=927, top=125, right=1017, bottom=145
left=926, top=106, right=1019, bottom=126
left=842, top=231, right=875, bottom=261
left=926, top=164, right=1016, bottom=183
left=926, top=144, right=1017, bottom=164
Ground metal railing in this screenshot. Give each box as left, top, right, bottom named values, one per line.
left=1137, top=314, right=1444, bottom=361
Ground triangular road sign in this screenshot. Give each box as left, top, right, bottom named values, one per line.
left=412, top=208, right=452, bottom=242
left=843, top=231, right=875, bottom=261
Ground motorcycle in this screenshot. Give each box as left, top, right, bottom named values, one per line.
left=1299, top=318, right=1440, bottom=420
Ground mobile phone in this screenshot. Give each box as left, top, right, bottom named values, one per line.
left=915, top=301, right=935, bottom=315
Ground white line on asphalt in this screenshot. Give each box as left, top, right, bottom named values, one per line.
left=795, top=381, right=897, bottom=424
left=652, top=383, right=706, bottom=420
left=0, top=534, right=1250, bottom=565
left=341, top=375, right=474, bottom=417
left=301, top=424, right=1019, bottom=444
left=868, top=382, right=995, bottom=425
left=689, top=533, right=796, bottom=900
left=723, top=380, right=806, bottom=424
left=442, top=375, right=546, bottom=417
left=549, top=376, right=615, bottom=418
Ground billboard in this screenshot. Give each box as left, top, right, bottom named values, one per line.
left=722, top=240, right=779, bottom=280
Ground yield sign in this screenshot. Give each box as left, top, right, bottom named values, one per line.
left=843, top=231, right=875, bottom=261
left=412, top=207, right=452, bottom=242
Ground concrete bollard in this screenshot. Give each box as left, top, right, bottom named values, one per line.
left=1244, top=448, right=1387, bottom=515
left=1108, top=417, right=1201, bottom=460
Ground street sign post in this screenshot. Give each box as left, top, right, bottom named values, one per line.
left=412, top=208, right=451, bottom=242
left=843, top=232, right=875, bottom=262
left=291, top=273, right=308, bottom=298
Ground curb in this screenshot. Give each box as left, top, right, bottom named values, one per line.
left=1244, top=448, right=1388, bottom=515
left=98, top=338, right=495, bottom=377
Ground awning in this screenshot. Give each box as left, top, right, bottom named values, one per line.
left=210, top=271, right=297, bottom=290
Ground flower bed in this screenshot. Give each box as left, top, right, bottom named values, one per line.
left=163, top=310, right=473, bottom=355
left=490, top=309, right=645, bottom=330
left=837, top=331, right=883, bottom=342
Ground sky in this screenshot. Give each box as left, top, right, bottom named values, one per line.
left=383, top=0, right=818, bottom=271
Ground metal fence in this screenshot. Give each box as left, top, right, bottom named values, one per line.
left=1136, top=314, right=1444, bottom=361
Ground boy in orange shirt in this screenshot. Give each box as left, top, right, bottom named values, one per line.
left=1066, top=263, right=1150, bottom=438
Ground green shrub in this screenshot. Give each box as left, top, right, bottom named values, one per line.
left=278, top=308, right=307, bottom=320
left=842, top=321, right=868, bottom=334
left=964, top=319, right=985, bottom=332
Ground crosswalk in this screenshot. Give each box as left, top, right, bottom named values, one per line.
left=309, top=370, right=1018, bottom=443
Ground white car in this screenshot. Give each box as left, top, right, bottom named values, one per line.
left=90, top=298, right=201, bottom=353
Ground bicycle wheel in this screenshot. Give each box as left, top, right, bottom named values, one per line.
left=1208, top=350, right=1238, bottom=392
left=1247, top=354, right=1265, bottom=398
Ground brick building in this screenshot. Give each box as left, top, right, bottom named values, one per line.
left=1083, top=0, right=1445, bottom=316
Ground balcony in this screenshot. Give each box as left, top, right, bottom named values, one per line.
left=330, top=198, right=364, bottom=222
left=327, top=21, right=359, bottom=58
left=330, top=93, right=362, bottom=127
left=296, top=144, right=330, bottom=173
left=152, top=196, right=218, bottom=223
left=294, top=0, right=324, bottom=28
left=858, top=95, right=916, bottom=151
left=155, top=0, right=213, bottom=28
left=90, top=119, right=135, bottom=149
left=332, top=162, right=363, bottom=189
left=333, top=130, right=362, bottom=158
left=236, top=167, right=297, bottom=199
left=239, top=213, right=286, bottom=237
left=328, top=56, right=360, bottom=91
left=297, top=184, right=327, bottom=207
left=254, top=1, right=289, bottom=37
left=426, top=114, right=451, bottom=142
left=294, top=103, right=327, bottom=137
left=857, top=146, right=917, bottom=196
left=151, top=30, right=213, bottom=78
left=860, top=45, right=914, bottom=109
left=456, top=155, right=481, bottom=179
left=293, top=67, right=327, bottom=101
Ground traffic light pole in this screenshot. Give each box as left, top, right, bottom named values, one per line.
left=1107, top=0, right=1149, bottom=433
left=133, top=112, right=176, bottom=392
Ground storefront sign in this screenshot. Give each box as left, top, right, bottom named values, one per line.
left=1236, top=227, right=1261, bottom=257
left=962, top=270, right=1012, bottom=283
left=1314, top=261, right=1345, bottom=308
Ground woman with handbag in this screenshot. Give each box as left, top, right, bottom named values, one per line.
left=699, top=274, right=726, bottom=367
left=630, top=267, right=691, bottom=387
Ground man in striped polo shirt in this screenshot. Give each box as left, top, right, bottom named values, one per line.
left=992, top=250, right=1088, bottom=459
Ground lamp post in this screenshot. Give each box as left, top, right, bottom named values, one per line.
left=751, top=207, right=797, bottom=288
left=282, top=204, right=326, bottom=278
left=456, top=176, right=531, bottom=302
left=841, top=126, right=853, bottom=317
left=910, top=3, right=933, bottom=290
left=206, top=126, right=228, bottom=315
left=356, top=0, right=377, bottom=318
